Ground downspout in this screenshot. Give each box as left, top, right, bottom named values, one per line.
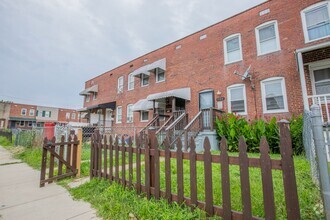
left=295, top=51, right=309, bottom=110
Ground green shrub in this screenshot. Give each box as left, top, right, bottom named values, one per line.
left=0, top=136, right=12, bottom=146
left=215, top=114, right=303, bottom=155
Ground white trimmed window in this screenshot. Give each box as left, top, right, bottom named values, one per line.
left=128, top=73, right=134, bottom=90
left=86, top=95, right=90, bottom=103
left=118, top=76, right=124, bottom=93
left=140, top=110, right=149, bottom=122
left=29, top=109, right=35, bottom=116
left=116, top=106, right=122, bottom=124
left=72, top=113, right=76, bottom=120
left=66, top=112, right=70, bottom=119
left=127, top=104, right=133, bottom=123
left=141, top=74, right=149, bottom=87
left=227, top=84, right=247, bottom=115
left=19, top=121, right=25, bottom=127
left=261, top=77, right=288, bottom=113
left=93, top=93, right=97, bottom=100
left=28, top=121, right=33, bottom=127
left=21, top=108, right=27, bottom=116
left=310, top=62, right=330, bottom=95
left=156, top=68, right=165, bottom=83
left=255, top=20, right=281, bottom=56
left=224, top=34, right=243, bottom=64
left=301, top=1, right=330, bottom=43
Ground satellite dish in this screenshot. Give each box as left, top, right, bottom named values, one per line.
left=242, top=65, right=251, bottom=80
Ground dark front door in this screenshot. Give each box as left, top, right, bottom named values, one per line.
left=199, top=90, right=214, bottom=129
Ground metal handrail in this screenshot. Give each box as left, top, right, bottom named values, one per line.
left=139, top=114, right=159, bottom=133
left=165, top=112, right=186, bottom=131
left=156, top=115, right=174, bottom=135
left=184, top=111, right=202, bottom=130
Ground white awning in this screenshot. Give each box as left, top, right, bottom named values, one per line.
left=132, top=99, right=160, bottom=111
left=79, top=85, right=98, bottom=96
left=131, top=65, right=150, bottom=78
left=147, top=88, right=191, bottom=101
left=147, top=58, right=166, bottom=72
left=77, top=107, right=88, bottom=112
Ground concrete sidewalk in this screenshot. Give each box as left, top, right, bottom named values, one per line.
left=0, top=146, right=98, bottom=220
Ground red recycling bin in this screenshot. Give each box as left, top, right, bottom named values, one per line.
left=44, top=122, right=55, bottom=140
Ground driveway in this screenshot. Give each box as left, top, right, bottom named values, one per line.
left=0, top=146, right=98, bottom=220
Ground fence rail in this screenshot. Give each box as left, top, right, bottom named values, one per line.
left=90, top=122, right=300, bottom=219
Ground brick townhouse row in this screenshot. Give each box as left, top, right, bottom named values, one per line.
left=0, top=101, right=86, bottom=129
left=79, top=0, right=330, bottom=142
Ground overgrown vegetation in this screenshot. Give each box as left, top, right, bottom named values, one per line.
left=215, top=114, right=304, bottom=154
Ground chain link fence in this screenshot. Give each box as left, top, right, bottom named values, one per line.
left=12, top=125, right=144, bottom=148
left=303, top=110, right=319, bottom=185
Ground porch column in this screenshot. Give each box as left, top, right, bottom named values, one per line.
left=153, top=100, right=156, bottom=116
left=172, top=97, right=176, bottom=113
left=296, top=52, right=309, bottom=110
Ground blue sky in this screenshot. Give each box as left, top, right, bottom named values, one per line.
left=0, top=0, right=265, bottom=109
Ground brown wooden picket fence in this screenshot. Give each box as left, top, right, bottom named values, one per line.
left=90, top=122, right=300, bottom=219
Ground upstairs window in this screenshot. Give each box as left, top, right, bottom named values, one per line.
left=66, top=113, right=70, bottom=119
left=29, top=109, right=35, bottom=116
left=72, top=113, right=76, bottom=119
left=261, top=77, right=288, bottom=113
left=93, top=93, right=97, bottom=100
left=141, top=74, right=149, bottom=87
left=127, top=104, right=133, bottom=123
left=156, top=68, right=165, bottom=83
left=86, top=95, right=90, bottom=103
left=128, top=73, right=134, bottom=90
left=116, top=106, right=122, bottom=124
left=255, top=21, right=281, bottom=56
left=301, top=1, right=330, bottom=42
left=224, top=34, right=243, bottom=64
left=118, top=76, right=124, bottom=93
left=227, top=84, right=247, bottom=115
left=21, top=108, right=27, bottom=116
left=43, top=111, right=51, bottom=118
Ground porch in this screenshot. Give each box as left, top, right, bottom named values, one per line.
left=296, top=41, right=330, bottom=124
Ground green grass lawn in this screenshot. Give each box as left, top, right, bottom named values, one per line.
left=1, top=137, right=325, bottom=219
left=99, top=152, right=323, bottom=219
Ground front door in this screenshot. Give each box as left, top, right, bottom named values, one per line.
left=199, top=90, right=214, bottom=129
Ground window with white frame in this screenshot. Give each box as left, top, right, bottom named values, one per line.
left=118, top=76, right=124, bottom=93
left=66, top=112, right=70, bottom=119
left=21, top=108, right=27, bottom=116
left=44, top=111, right=51, bottom=118
left=128, top=73, right=134, bottom=90
left=255, top=21, right=281, bottom=56
left=29, top=109, right=35, bottom=116
left=86, top=95, right=90, bottom=102
left=156, top=68, right=165, bottom=83
left=72, top=113, right=76, bottom=120
left=224, top=34, right=243, bottom=64
left=311, top=63, right=330, bottom=95
left=227, top=84, right=247, bottom=114
left=28, top=121, right=33, bottom=127
left=93, top=92, right=97, bottom=100
left=140, top=110, right=149, bottom=122
left=127, top=104, right=133, bottom=123
left=141, top=74, right=149, bottom=86
left=116, top=106, right=122, bottom=123
left=301, top=1, right=330, bottom=43
left=261, top=77, right=288, bottom=113
left=19, top=121, right=25, bottom=127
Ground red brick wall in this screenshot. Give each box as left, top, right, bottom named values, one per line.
left=9, top=103, right=37, bottom=119
left=58, top=109, right=81, bottom=123
left=82, top=0, right=329, bottom=127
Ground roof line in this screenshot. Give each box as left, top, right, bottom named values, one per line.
left=86, top=0, right=269, bottom=82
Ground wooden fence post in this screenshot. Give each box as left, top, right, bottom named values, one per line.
left=149, top=129, right=157, bottom=188
left=279, top=121, right=301, bottom=219
left=76, top=128, right=82, bottom=178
